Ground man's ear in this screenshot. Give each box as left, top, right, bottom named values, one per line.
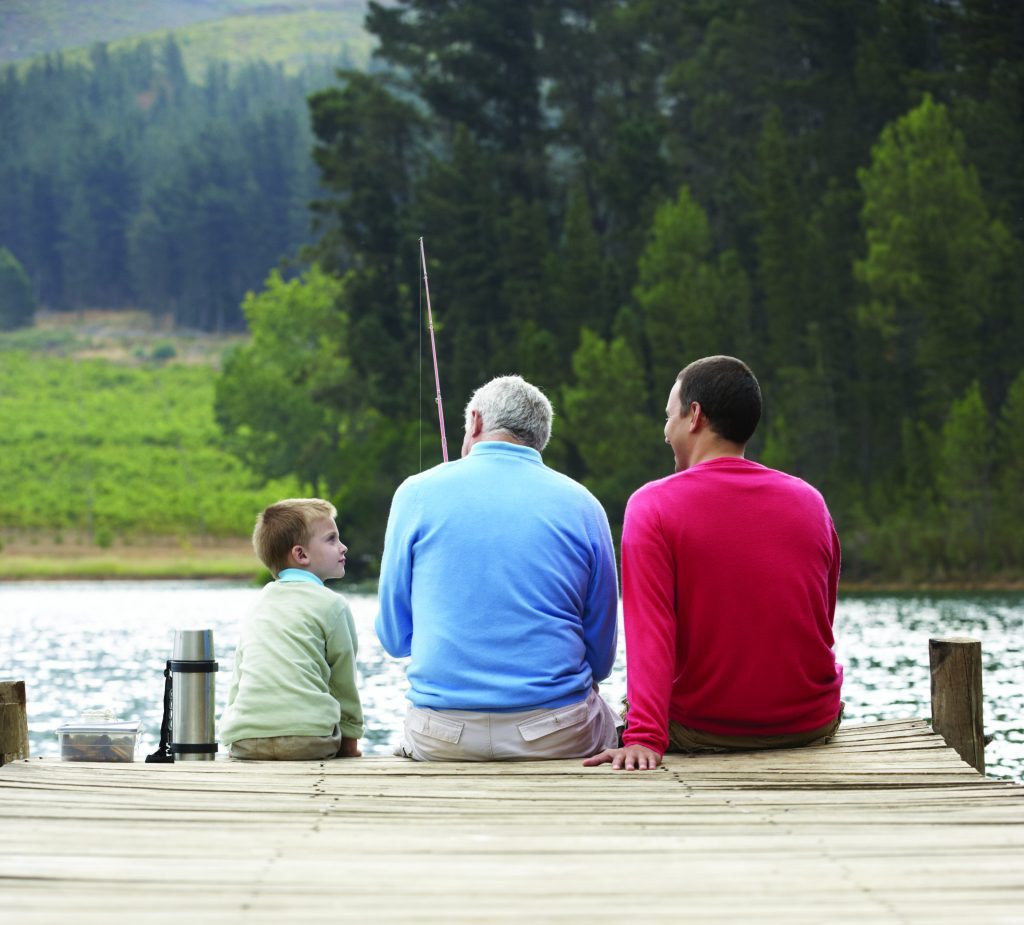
left=688, top=401, right=703, bottom=433
left=470, top=409, right=484, bottom=438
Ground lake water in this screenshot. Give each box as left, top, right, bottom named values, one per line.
left=1, top=582, right=1021, bottom=780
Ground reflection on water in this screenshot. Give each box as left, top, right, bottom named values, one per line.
left=1, top=583, right=1021, bottom=780
left=834, top=593, right=1024, bottom=780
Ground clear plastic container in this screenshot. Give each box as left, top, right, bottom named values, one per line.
left=56, top=715, right=142, bottom=762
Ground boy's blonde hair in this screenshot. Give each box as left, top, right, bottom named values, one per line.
left=253, top=498, right=338, bottom=576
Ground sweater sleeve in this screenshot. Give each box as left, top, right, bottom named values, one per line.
left=620, top=489, right=677, bottom=756
left=326, top=597, right=364, bottom=739
left=581, top=496, right=619, bottom=683
left=374, top=480, right=416, bottom=658
left=827, top=518, right=841, bottom=624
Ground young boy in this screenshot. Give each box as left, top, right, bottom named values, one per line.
left=219, top=498, right=364, bottom=760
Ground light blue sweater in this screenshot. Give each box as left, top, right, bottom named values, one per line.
left=375, top=441, right=619, bottom=711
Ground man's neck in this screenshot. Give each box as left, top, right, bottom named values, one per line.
left=685, top=440, right=746, bottom=470
left=477, top=432, right=524, bottom=446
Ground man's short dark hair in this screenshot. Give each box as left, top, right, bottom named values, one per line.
left=677, top=356, right=762, bottom=445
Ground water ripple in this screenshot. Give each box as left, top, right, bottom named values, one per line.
left=1, top=583, right=1020, bottom=780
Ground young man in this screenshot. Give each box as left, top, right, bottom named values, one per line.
left=585, top=356, right=843, bottom=771
left=376, top=375, right=620, bottom=761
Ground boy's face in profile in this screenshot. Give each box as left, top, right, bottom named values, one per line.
left=297, top=517, right=348, bottom=581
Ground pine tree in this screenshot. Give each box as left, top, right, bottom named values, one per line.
left=936, top=382, right=993, bottom=572
left=561, top=329, right=665, bottom=526
left=309, top=72, right=423, bottom=407
left=754, top=106, right=810, bottom=374
left=633, top=185, right=751, bottom=395
left=855, top=96, right=1007, bottom=424
left=544, top=183, right=610, bottom=357
left=367, top=0, right=547, bottom=199
left=411, top=124, right=501, bottom=423
left=993, top=369, right=1024, bottom=568
left=0, top=247, right=36, bottom=331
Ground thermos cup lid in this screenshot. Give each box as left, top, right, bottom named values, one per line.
left=172, top=628, right=215, bottom=661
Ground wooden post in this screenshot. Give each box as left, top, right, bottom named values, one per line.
left=0, top=679, right=30, bottom=766
left=929, top=637, right=985, bottom=774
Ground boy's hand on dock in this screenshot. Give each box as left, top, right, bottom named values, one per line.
left=338, top=737, right=362, bottom=758
left=582, top=745, right=662, bottom=771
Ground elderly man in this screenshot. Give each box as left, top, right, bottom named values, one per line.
left=376, top=375, right=620, bottom=761
left=585, top=356, right=843, bottom=771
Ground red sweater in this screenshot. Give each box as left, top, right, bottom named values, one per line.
left=621, top=456, right=842, bottom=755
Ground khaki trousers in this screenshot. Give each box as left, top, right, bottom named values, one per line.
left=398, top=688, right=620, bottom=761
left=230, top=725, right=342, bottom=760
left=666, top=704, right=844, bottom=754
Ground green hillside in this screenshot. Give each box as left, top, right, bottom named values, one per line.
left=2, top=1, right=373, bottom=74
left=153, top=7, right=374, bottom=75
left=2, top=0, right=225, bottom=61
left=0, top=315, right=302, bottom=556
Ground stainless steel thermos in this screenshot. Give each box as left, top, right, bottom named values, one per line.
left=170, top=628, right=218, bottom=761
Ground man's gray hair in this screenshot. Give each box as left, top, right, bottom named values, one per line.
left=466, top=375, right=553, bottom=451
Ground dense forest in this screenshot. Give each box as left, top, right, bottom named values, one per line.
left=0, top=35, right=352, bottom=328
left=217, top=0, right=1024, bottom=581
left=3, top=0, right=1022, bottom=583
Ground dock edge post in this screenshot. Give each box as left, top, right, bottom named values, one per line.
left=0, top=679, right=30, bottom=766
left=929, top=637, right=985, bottom=774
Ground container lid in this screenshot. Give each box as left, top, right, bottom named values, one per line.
left=174, top=628, right=215, bottom=661
left=56, top=720, right=142, bottom=735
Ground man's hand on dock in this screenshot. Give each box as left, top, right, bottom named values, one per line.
left=582, top=745, right=662, bottom=770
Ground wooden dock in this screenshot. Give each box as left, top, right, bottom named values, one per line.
left=1, top=719, right=1023, bottom=924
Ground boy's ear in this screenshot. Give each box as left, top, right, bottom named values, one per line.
left=289, top=543, right=310, bottom=567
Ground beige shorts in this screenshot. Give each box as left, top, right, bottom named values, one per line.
left=398, top=688, right=620, bottom=761
left=229, top=725, right=342, bottom=761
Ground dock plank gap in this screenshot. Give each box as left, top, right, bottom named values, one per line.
left=2, top=719, right=1023, bottom=924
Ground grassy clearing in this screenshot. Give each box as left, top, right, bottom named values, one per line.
left=25, top=309, right=248, bottom=366
left=0, top=553, right=262, bottom=581
left=0, top=312, right=304, bottom=577
left=0, top=527, right=260, bottom=580
left=167, top=8, right=373, bottom=77
left=0, top=350, right=301, bottom=538
left=0, top=532, right=265, bottom=581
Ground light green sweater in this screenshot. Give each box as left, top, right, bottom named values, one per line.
left=219, top=581, right=364, bottom=744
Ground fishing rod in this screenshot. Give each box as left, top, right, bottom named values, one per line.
left=418, top=237, right=449, bottom=462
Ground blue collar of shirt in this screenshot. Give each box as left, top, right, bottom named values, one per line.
left=468, top=441, right=543, bottom=464
left=277, top=568, right=324, bottom=586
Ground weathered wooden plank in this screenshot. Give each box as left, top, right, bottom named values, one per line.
left=1, top=720, right=1022, bottom=925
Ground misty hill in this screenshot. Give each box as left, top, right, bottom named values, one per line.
left=0, top=1, right=373, bottom=73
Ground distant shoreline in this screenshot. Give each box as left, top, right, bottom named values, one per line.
left=1, top=548, right=1022, bottom=594
left=0, top=559, right=263, bottom=582
left=3, top=532, right=1022, bottom=591
left=839, top=581, right=1024, bottom=595
left=0, top=534, right=261, bottom=582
